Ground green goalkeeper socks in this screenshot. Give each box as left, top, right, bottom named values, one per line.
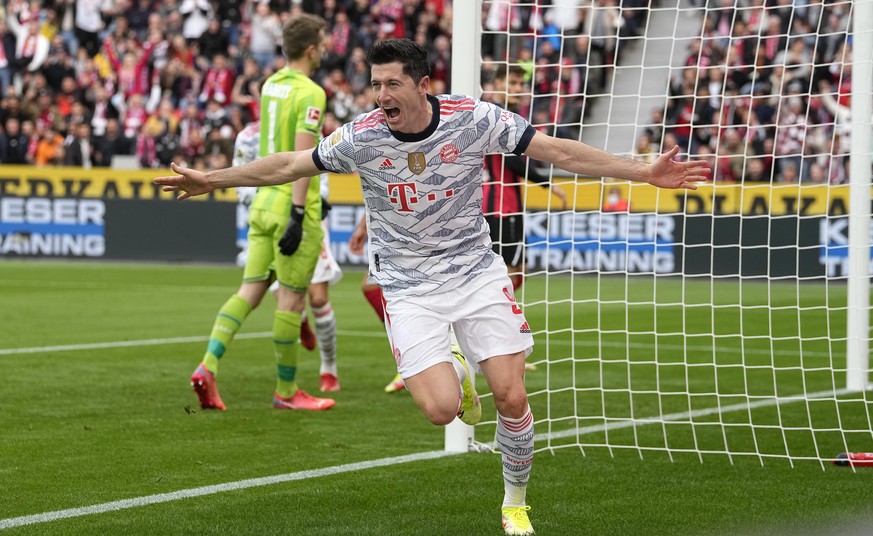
left=202, top=294, right=252, bottom=374
left=274, top=310, right=301, bottom=397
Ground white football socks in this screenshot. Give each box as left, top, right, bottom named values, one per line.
left=313, top=303, right=337, bottom=376
left=497, top=405, right=534, bottom=507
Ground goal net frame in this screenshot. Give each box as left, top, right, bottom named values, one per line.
left=446, top=0, right=873, bottom=466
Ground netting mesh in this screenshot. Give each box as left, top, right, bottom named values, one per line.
left=471, top=0, right=873, bottom=467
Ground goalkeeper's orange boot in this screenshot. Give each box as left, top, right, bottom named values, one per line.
left=300, top=317, right=316, bottom=351
left=191, top=364, right=226, bottom=411
left=273, top=389, right=335, bottom=411
left=320, top=372, right=340, bottom=392
left=502, top=506, right=535, bottom=535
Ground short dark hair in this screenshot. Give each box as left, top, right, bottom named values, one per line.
left=282, top=13, right=326, bottom=61
left=366, top=38, right=430, bottom=83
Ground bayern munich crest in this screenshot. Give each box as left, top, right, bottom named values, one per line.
left=440, top=143, right=459, bottom=163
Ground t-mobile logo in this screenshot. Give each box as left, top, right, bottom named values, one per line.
left=387, top=183, right=418, bottom=212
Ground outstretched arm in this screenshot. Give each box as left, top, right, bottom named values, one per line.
left=154, top=148, right=319, bottom=199
left=522, top=131, right=711, bottom=190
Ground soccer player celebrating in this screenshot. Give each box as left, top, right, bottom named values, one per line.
left=156, top=39, right=711, bottom=535
left=189, top=13, right=335, bottom=412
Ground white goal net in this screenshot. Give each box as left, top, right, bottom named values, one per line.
left=449, top=0, right=873, bottom=467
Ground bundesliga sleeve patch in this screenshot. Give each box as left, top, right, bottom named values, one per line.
left=305, top=106, right=321, bottom=126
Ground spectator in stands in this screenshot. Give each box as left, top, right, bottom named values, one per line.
left=742, top=156, right=770, bottom=182
left=714, top=128, right=745, bottom=183
left=215, top=0, right=244, bottom=47
left=249, top=2, right=282, bottom=71
left=634, top=133, right=657, bottom=165
left=88, top=85, right=120, bottom=138
left=8, top=3, right=50, bottom=75
left=774, top=96, right=806, bottom=177
left=199, top=19, right=231, bottom=62
left=231, top=57, right=262, bottom=122
left=602, top=186, right=629, bottom=212
left=344, top=47, right=370, bottom=94
left=429, top=34, right=451, bottom=89
left=199, top=53, right=236, bottom=105
left=805, top=162, right=827, bottom=184
left=33, top=124, right=65, bottom=166
left=127, top=0, right=153, bottom=41
left=203, top=98, right=231, bottom=137
left=0, top=93, right=26, bottom=125
left=31, top=89, right=59, bottom=133
left=55, top=76, right=83, bottom=121
left=0, top=0, right=458, bottom=175
left=121, top=93, right=150, bottom=139
left=778, top=160, right=799, bottom=184
left=41, top=36, right=75, bottom=92
left=180, top=0, right=213, bottom=41
left=586, top=0, right=620, bottom=89
left=103, top=34, right=154, bottom=101
left=0, top=117, right=29, bottom=164
left=72, top=0, right=104, bottom=58
left=63, top=122, right=94, bottom=168
left=0, top=21, right=14, bottom=97
left=93, top=118, right=133, bottom=167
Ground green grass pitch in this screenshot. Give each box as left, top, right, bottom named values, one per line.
left=2, top=259, right=873, bottom=535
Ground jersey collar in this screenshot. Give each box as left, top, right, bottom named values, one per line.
left=388, top=94, right=440, bottom=143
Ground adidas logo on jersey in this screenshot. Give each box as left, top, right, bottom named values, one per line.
left=519, top=322, right=531, bottom=334
left=379, top=158, right=395, bottom=170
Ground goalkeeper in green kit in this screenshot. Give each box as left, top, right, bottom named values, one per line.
left=190, top=13, right=335, bottom=411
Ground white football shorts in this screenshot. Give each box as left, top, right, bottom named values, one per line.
left=384, top=260, right=534, bottom=379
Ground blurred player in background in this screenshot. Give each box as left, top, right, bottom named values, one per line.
left=307, top=170, right=343, bottom=392
left=483, top=65, right=568, bottom=293
left=189, top=13, right=335, bottom=411
left=348, top=215, right=404, bottom=393
left=157, top=38, right=711, bottom=535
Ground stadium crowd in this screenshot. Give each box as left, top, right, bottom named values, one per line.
left=0, top=0, right=859, bottom=186
left=639, top=0, right=855, bottom=184
left=0, top=0, right=454, bottom=169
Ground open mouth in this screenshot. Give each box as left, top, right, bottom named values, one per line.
left=383, top=106, right=400, bottom=120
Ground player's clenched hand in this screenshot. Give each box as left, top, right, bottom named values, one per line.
left=647, top=146, right=712, bottom=190
left=279, top=204, right=305, bottom=256
left=153, top=162, right=214, bottom=200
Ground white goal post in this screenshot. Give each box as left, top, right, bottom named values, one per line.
left=447, top=0, right=873, bottom=467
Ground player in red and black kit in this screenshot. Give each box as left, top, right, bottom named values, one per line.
left=483, top=66, right=567, bottom=291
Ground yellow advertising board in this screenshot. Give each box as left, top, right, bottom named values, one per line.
left=0, top=165, right=236, bottom=201
left=521, top=178, right=852, bottom=216
left=0, top=166, right=855, bottom=216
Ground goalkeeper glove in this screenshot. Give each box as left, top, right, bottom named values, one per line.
left=279, top=204, right=305, bottom=256
left=321, top=196, right=332, bottom=220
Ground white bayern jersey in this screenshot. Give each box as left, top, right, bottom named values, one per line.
left=233, top=121, right=261, bottom=166
left=233, top=121, right=260, bottom=203
left=314, top=94, right=536, bottom=297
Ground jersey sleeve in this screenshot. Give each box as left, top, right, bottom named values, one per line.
left=314, top=121, right=357, bottom=174
left=476, top=100, right=536, bottom=156
left=295, top=85, right=327, bottom=138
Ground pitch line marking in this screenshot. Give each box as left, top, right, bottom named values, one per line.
left=0, top=387, right=847, bottom=530
left=0, top=451, right=458, bottom=530
left=0, top=333, right=838, bottom=358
